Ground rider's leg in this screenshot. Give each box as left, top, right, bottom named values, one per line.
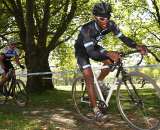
left=82, top=67, right=97, bottom=108
left=97, top=51, right=120, bottom=81
left=77, top=55, right=106, bottom=120
left=97, top=59, right=111, bottom=81
left=83, top=67, right=107, bottom=120
left=0, top=71, right=8, bottom=86
left=0, top=55, right=8, bottom=87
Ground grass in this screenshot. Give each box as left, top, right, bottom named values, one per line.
left=0, top=87, right=159, bottom=130
left=0, top=88, right=121, bottom=130
left=0, top=89, right=74, bottom=130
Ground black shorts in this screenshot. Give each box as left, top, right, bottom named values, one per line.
left=3, top=59, right=14, bottom=73
left=76, top=45, right=107, bottom=71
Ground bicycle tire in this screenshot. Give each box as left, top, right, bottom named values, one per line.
left=72, top=76, right=95, bottom=122
left=0, top=80, right=13, bottom=105
left=0, top=85, right=7, bottom=105
left=13, top=79, right=29, bottom=107
left=116, top=71, right=160, bottom=130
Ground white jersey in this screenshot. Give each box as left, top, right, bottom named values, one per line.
left=1, top=46, right=19, bottom=59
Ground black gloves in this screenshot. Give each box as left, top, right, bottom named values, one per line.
left=19, top=64, right=25, bottom=69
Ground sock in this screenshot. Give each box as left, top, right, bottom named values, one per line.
left=93, top=106, right=100, bottom=113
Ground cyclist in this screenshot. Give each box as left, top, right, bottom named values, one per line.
left=74, top=2, right=147, bottom=121
left=0, top=40, right=25, bottom=88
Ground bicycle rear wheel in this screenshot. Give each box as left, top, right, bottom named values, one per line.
left=13, top=79, right=28, bottom=107
left=117, top=71, right=160, bottom=130
left=72, top=76, right=95, bottom=122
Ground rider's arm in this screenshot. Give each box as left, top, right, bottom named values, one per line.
left=15, top=55, right=25, bottom=69
left=110, top=21, right=137, bottom=48
left=14, top=49, right=25, bottom=69
left=15, top=55, right=21, bottom=66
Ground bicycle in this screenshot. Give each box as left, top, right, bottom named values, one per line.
left=0, top=68, right=29, bottom=107
left=72, top=47, right=160, bottom=130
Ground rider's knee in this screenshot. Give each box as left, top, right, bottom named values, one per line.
left=82, top=68, right=94, bottom=82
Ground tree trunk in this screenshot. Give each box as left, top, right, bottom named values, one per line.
left=25, top=48, right=53, bottom=93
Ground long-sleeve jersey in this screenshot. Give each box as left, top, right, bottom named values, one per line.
left=74, top=20, right=137, bottom=60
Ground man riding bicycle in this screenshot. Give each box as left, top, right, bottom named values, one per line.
left=0, top=39, right=24, bottom=88
left=74, top=2, right=147, bottom=121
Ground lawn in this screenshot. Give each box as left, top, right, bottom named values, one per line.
left=0, top=86, right=159, bottom=130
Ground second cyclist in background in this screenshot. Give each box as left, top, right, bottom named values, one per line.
left=0, top=39, right=25, bottom=89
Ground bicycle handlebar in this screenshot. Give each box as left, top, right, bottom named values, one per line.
left=120, top=50, right=143, bottom=66
left=121, top=46, right=160, bottom=66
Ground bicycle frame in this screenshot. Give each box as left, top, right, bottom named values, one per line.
left=92, top=64, right=120, bottom=107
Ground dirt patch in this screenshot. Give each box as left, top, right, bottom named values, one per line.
left=23, top=107, right=133, bottom=130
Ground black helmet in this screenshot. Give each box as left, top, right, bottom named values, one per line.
left=92, top=2, right=112, bottom=18
left=8, top=38, right=17, bottom=45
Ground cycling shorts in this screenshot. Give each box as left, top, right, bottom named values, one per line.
left=76, top=45, right=107, bottom=71
left=0, top=55, right=14, bottom=73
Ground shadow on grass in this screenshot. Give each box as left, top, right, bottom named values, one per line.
left=0, top=89, right=131, bottom=130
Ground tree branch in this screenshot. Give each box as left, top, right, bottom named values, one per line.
left=2, top=0, right=14, bottom=14
left=50, top=3, right=65, bottom=16
left=47, top=0, right=78, bottom=51
left=1, top=31, right=19, bottom=36
left=151, top=0, right=160, bottom=27
left=38, top=0, right=51, bottom=47
left=58, top=25, right=81, bottom=44
left=34, top=2, right=41, bottom=37
left=26, top=0, right=36, bottom=48
left=142, top=27, right=160, bottom=41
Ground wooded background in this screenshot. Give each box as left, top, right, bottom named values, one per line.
left=0, top=0, right=159, bottom=93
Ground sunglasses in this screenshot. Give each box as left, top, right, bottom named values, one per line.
left=96, top=16, right=109, bottom=21
left=10, top=43, right=16, bottom=46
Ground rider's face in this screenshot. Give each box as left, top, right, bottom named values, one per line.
left=95, top=16, right=109, bottom=29
left=9, top=43, right=16, bottom=49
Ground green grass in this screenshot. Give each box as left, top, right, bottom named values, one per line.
left=0, top=88, right=159, bottom=130
left=0, top=89, right=74, bottom=130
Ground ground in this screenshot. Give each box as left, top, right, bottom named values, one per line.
left=0, top=89, right=134, bottom=130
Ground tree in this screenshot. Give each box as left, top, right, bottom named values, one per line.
left=1, top=0, right=89, bottom=92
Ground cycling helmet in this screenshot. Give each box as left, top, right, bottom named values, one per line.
left=8, top=38, right=17, bottom=45
left=92, top=2, right=112, bottom=18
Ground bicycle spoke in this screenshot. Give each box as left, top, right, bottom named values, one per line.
left=72, top=77, right=95, bottom=122
left=14, top=79, right=28, bottom=107
left=0, top=86, right=7, bottom=105
left=117, top=72, right=160, bottom=130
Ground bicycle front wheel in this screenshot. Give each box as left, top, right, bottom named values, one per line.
left=0, top=85, right=7, bottom=105
left=117, top=71, right=160, bottom=130
left=72, top=76, right=95, bottom=122
left=13, top=79, right=29, bottom=107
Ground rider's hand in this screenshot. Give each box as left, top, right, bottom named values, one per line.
left=107, top=51, right=121, bottom=63
left=19, top=64, right=25, bottom=69
left=136, top=45, right=148, bottom=55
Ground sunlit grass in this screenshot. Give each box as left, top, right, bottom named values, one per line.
left=0, top=87, right=159, bottom=130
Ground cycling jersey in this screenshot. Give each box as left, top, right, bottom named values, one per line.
left=2, top=47, right=19, bottom=60
left=0, top=47, right=19, bottom=73
left=74, top=20, right=137, bottom=70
